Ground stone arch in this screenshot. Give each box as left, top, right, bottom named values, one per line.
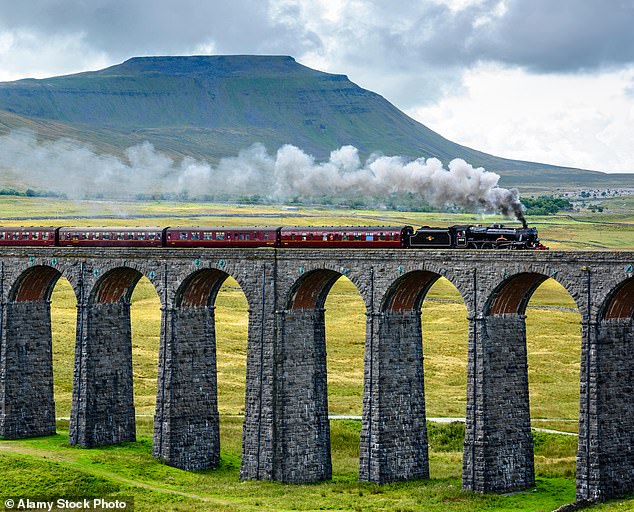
left=9, top=264, right=63, bottom=303
left=174, top=268, right=229, bottom=308
left=153, top=266, right=251, bottom=471
left=286, top=269, right=343, bottom=310
left=599, top=276, right=634, bottom=320
left=361, top=269, right=469, bottom=484
left=466, top=270, right=581, bottom=493
left=272, top=267, right=367, bottom=483
left=89, top=267, right=144, bottom=304
left=381, top=270, right=440, bottom=312
left=70, top=265, right=150, bottom=448
left=485, top=272, right=549, bottom=316
left=1, top=265, right=66, bottom=439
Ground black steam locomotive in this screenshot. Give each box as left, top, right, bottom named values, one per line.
left=409, top=224, right=545, bottom=250
left=0, top=223, right=546, bottom=250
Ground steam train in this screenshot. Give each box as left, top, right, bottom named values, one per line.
left=0, top=224, right=546, bottom=250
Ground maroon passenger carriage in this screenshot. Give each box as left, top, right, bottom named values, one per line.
left=165, top=226, right=280, bottom=248
left=57, top=227, right=165, bottom=247
left=0, top=227, right=58, bottom=246
left=280, top=226, right=413, bottom=248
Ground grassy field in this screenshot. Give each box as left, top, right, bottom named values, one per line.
left=1, top=196, right=634, bottom=511
left=0, top=195, right=633, bottom=250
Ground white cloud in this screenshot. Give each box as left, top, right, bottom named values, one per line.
left=409, top=64, right=634, bottom=173
left=0, top=29, right=111, bottom=81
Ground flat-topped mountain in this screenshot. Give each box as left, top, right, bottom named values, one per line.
left=0, top=55, right=630, bottom=189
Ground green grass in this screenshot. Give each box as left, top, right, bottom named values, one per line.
left=3, top=196, right=634, bottom=510
left=1, top=419, right=585, bottom=512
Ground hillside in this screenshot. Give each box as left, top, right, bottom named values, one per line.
left=0, top=55, right=631, bottom=189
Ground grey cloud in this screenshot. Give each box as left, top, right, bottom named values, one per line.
left=0, top=0, right=321, bottom=62
left=1, top=0, right=632, bottom=85
left=308, top=0, right=634, bottom=74
left=468, top=0, right=634, bottom=72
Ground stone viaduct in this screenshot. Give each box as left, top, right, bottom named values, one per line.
left=0, top=246, right=633, bottom=501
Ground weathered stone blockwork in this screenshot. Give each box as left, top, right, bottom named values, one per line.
left=273, top=308, right=331, bottom=482
left=0, top=247, right=632, bottom=502
left=360, top=310, right=428, bottom=483
left=462, top=314, right=533, bottom=492
left=577, top=318, right=634, bottom=501
left=153, top=306, right=219, bottom=470
left=70, top=302, right=136, bottom=446
left=0, top=301, right=56, bottom=438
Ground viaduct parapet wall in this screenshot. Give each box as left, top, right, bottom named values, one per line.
left=0, top=247, right=632, bottom=501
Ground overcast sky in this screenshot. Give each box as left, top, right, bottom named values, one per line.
left=1, top=0, right=633, bottom=173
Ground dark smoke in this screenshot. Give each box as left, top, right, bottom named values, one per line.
left=0, top=130, right=526, bottom=221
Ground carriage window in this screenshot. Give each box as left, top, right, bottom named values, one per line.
left=216, top=232, right=225, bottom=240
left=32, top=232, right=40, bottom=240
left=43, top=232, right=49, bottom=240
left=245, top=233, right=250, bottom=240
left=323, top=234, right=328, bottom=241
left=264, top=233, right=269, bottom=241
left=117, top=233, right=124, bottom=240
left=342, top=233, right=348, bottom=241
left=0, top=232, right=4, bottom=240
left=179, top=232, right=189, bottom=240
left=204, top=232, right=213, bottom=240
left=191, top=232, right=200, bottom=240
left=239, top=234, right=245, bottom=240
left=366, top=233, right=374, bottom=241
left=103, top=233, right=110, bottom=240
left=81, top=233, right=88, bottom=240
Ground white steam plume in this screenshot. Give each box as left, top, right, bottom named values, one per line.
left=0, top=129, right=525, bottom=222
